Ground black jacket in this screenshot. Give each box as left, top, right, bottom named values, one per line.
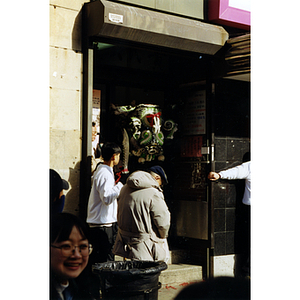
left=50, top=275, right=96, bottom=300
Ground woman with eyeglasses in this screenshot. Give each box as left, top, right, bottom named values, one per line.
left=50, top=212, right=97, bottom=300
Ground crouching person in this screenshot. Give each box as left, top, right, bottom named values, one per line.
left=113, top=166, right=171, bottom=262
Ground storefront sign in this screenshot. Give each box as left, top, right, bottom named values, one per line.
left=92, top=89, right=101, bottom=126
left=109, top=13, right=123, bottom=24
left=181, top=136, right=203, bottom=158
left=183, top=90, right=206, bottom=135
left=208, top=0, right=250, bottom=30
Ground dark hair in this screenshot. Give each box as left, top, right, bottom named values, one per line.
left=50, top=213, right=90, bottom=244
left=50, top=169, right=62, bottom=202
left=101, top=142, right=122, bottom=161
left=50, top=169, right=69, bottom=202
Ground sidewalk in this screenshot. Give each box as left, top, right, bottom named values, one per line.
left=158, top=283, right=193, bottom=300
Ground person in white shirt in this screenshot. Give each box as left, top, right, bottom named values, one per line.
left=86, top=142, right=127, bottom=263
left=208, top=161, right=251, bottom=205
left=208, top=160, right=251, bottom=279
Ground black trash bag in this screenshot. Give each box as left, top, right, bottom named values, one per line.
left=92, top=261, right=167, bottom=300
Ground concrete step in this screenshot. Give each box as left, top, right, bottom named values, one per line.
left=116, top=249, right=203, bottom=287
left=159, top=263, right=202, bottom=286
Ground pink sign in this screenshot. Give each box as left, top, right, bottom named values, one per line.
left=208, top=0, right=250, bottom=30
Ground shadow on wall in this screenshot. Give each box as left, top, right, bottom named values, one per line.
left=72, top=8, right=82, bottom=52
left=63, top=162, right=81, bottom=216
left=68, top=7, right=84, bottom=216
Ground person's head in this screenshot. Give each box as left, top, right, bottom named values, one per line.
left=92, top=122, right=97, bottom=142
left=148, top=166, right=168, bottom=187
left=50, top=213, right=92, bottom=284
left=50, top=169, right=69, bottom=215
left=101, top=142, right=122, bottom=165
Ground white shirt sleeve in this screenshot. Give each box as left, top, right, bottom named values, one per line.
left=219, top=161, right=250, bottom=180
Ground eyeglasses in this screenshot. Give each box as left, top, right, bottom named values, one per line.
left=51, top=244, right=93, bottom=257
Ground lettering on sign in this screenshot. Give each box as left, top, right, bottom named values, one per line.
left=183, top=90, right=206, bottom=135
left=109, top=13, right=123, bottom=24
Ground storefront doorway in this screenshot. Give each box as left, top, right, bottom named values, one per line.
left=83, top=39, right=214, bottom=277
left=81, top=1, right=250, bottom=278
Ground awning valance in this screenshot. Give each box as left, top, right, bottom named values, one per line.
left=84, top=0, right=228, bottom=55
left=224, top=33, right=250, bottom=80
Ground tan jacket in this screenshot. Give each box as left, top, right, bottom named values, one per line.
left=113, top=171, right=171, bottom=261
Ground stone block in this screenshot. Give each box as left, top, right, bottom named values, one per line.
left=116, top=0, right=155, bottom=8
left=215, top=137, right=227, bottom=162
left=212, top=182, right=226, bottom=209
left=160, top=264, right=202, bottom=285
left=214, top=208, right=225, bottom=232
left=226, top=208, right=236, bottom=232
left=214, top=232, right=226, bottom=256
left=49, top=88, right=81, bottom=131
left=49, top=128, right=81, bottom=216
left=157, top=0, right=204, bottom=19
left=50, top=0, right=85, bottom=11
left=49, top=47, right=82, bottom=91
left=49, top=5, right=82, bottom=51
left=49, top=129, right=81, bottom=169
left=118, top=0, right=204, bottom=20
left=63, top=165, right=81, bottom=215
left=213, top=254, right=235, bottom=277
left=50, top=129, right=81, bottom=215
left=226, top=231, right=235, bottom=254
left=227, top=138, right=250, bottom=162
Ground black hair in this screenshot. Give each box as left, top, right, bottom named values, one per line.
left=101, top=142, right=122, bottom=161
left=50, top=169, right=63, bottom=203
left=50, top=213, right=90, bottom=244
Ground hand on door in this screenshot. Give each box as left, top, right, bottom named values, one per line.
left=208, top=172, right=220, bottom=181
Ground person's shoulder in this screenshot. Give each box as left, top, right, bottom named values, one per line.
left=93, top=164, right=111, bottom=180
left=149, top=185, right=164, bottom=198
left=95, top=164, right=111, bottom=174
left=127, top=171, right=158, bottom=190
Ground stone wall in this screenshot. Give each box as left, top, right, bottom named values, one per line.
left=115, top=0, right=204, bottom=19
left=49, top=0, right=86, bottom=215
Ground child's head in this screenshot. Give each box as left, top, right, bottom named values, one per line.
left=101, top=142, right=122, bottom=162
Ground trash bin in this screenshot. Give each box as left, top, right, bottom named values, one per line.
left=92, top=260, right=168, bottom=300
